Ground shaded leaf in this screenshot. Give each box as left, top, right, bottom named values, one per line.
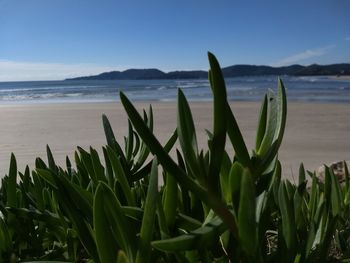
left=207, top=52, right=227, bottom=196
left=238, top=169, right=257, bottom=257
left=136, top=158, right=159, bottom=263
left=152, top=216, right=226, bottom=251
left=94, top=182, right=137, bottom=261
left=107, top=146, right=135, bottom=206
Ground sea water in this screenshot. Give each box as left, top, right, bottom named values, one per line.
left=0, top=76, right=349, bottom=104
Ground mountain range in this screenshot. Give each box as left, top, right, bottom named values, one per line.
left=67, top=63, right=350, bottom=80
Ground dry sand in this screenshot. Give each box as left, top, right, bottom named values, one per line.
left=0, top=101, right=349, bottom=179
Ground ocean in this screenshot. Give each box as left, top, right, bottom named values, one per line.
left=0, top=76, right=349, bottom=104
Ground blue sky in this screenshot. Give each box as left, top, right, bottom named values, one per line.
left=0, top=0, right=349, bottom=81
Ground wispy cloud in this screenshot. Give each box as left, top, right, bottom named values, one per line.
left=273, top=45, right=335, bottom=66
left=345, top=36, right=350, bottom=41
left=0, top=60, right=127, bottom=81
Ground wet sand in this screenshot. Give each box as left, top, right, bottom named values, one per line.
left=0, top=101, right=349, bottom=179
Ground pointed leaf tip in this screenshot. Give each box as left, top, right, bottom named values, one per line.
left=207, top=52, right=221, bottom=68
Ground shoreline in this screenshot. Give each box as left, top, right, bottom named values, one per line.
left=0, top=100, right=349, bottom=179
left=1, top=97, right=350, bottom=107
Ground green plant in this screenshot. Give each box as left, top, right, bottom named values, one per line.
left=0, top=52, right=349, bottom=262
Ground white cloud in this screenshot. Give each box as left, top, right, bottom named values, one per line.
left=346, top=36, right=350, bottom=41
left=0, top=60, right=127, bottom=81
left=273, top=45, right=335, bottom=66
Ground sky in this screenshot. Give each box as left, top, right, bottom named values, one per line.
left=0, top=0, right=349, bottom=81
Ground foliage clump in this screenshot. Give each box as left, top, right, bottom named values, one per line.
left=0, top=53, right=350, bottom=262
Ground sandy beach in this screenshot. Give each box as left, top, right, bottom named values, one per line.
left=0, top=101, right=349, bottom=179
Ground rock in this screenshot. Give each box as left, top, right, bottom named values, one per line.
left=316, top=161, right=350, bottom=184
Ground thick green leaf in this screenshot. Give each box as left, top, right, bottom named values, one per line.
left=314, top=195, right=325, bottom=226
left=324, top=165, right=332, bottom=210
left=102, top=114, right=127, bottom=165
left=293, top=189, right=303, bottom=228
left=131, top=129, right=177, bottom=181
left=226, top=104, right=251, bottom=168
left=78, top=147, right=98, bottom=185
left=285, top=180, right=295, bottom=201
left=132, top=130, right=140, bottom=157
left=126, top=120, right=134, bottom=162
left=32, top=172, right=45, bottom=210
left=256, top=191, right=268, bottom=225
left=56, top=171, right=93, bottom=222
left=344, top=160, right=349, bottom=192
left=293, top=254, right=301, bottom=263
left=177, top=89, right=200, bottom=179
left=175, top=213, right=202, bottom=231
left=318, top=215, right=337, bottom=261
left=152, top=216, right=226, bottom=251
left=35, top=156, right=48, bottom=169
left=344, top=188, right=350, bottom=206
left=207, top=52, right=227, bottom=196
left=117, top=250, right=129, bottom=263
left=308, top=174, right=318, bottom=221
left=0, top=218, right=11, bottom=252
left=298, top=163, right=306, bottom=186
left=103, top=146, right=114, bottom=187
left=90, top=147, right=107, bottom=183
left=7, top=153, right=17, bottom=208
left=305, top=222, right=316, bottom=257
left=132, top=106, right=153, bottom=172
left=255, top=94, right=268, bottom=151
left=255, top=141, right=278, bottom=176
left=257, top=79, right=287, bottom=163
left=329, top=168, right=342, bottom=216
left=66, top=155, right=72, bottom=175
left=257, top=89, right=277, bottom=156
left=269, top=160, right=282, bottom=195
left=74, top=151, right=90, bottom=187
left=207, top=57, right=251, bottom=169
left=46, top=145, right=57, bottom=172
left=6, top=207, right=66, bottom=226
left=272, top=78, right=287, bottom=147
left=94, top=183, right=120, bottom=263
left=220, top=151, right=232, bottom=203
left=94, top=182, right=137, bottom=261
left=156, top=196, right=170, bottom=240
left=54, top=184, right=98, bottom=260
left=238, top=169, right=257, bottom=257
left=136, top=158, right=158, bottom=263
left=229, top=162, right=244, bottom=209
left=106, top=146, right=135, bottom=206
left=122, top=206, right=143, bottom=220
left=278, top=181, right=296, bottom=250
left=120, top=91, right=238, bottom=236
left=162, top=172, right=178, bottom=228
left=36, top=168, right=57, bottom=189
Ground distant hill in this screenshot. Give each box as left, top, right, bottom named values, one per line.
left=67, top=63, right=350, bottom=80
left=165, top=70, right=208, bottom=79
left=82, top=69, right=166, bottom=80
left=221, top=64, right=305, bottom=77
